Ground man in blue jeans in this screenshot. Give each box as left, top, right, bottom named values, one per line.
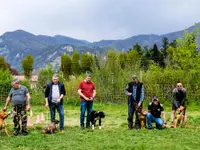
left=146, top=96, right=166, bottom=129
left=45, top=74, right=66, bottom=132
left=78, top=72, right=96, bottom=129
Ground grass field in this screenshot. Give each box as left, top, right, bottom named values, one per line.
left=1, top=102, right=200, bottom=150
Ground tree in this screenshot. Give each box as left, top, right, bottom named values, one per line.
left=60, top=54, right=72, bottom=80
left=162, top=37, right=169, bottom=57
left=71, top=52, right=81, bottom=75
left=119, top=52, right=127, bottom=69
left=133, top=42, right=143, bottom=56
left=22, top=55, right=34, bottom=79
left=150, top=44, right=164, bottom=67
left=81, top=53, right=94, bottom=73
left=0, top=56, right=8, bottom=70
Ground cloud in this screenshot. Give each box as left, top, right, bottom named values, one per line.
left=0, top=0, right=200, bottom=41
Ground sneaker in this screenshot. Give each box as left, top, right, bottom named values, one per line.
left=60, top=130, right=64, bottom=133
left=22, top=131, right=28, bottom=136
left=170, top=123, right=174, bottom=128
left=13, top=131, right=19, bottom=136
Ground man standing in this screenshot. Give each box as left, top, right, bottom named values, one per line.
left=146, top=96, right=166, bottom=129
left=3, top=78, right=31, bottom=136
left=45, top=74, right=66, bottom=132
left=125, top=75, right=144, bottom=130
left=78, top=72, right=96, bottom=129
left=170, top=81, right=186, bottom=128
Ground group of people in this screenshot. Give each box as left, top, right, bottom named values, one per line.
left=125, top=75, right=186, bottom=130
left=2, top=72, right=186, bottom=136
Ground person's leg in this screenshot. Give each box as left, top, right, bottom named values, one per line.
left=154, top=118, right=163, bottom=128
left=80, top=101, right=87, bottom=128
left=13, top=105, right=20, bottom=136
left=170, top=105, right=177, bottom=127
left=57, top=103, right=64, bottom=131
left=21, top=105, right=28, bottom=135
left=49, top=102, right=56, bottom=122
left=146, top=113, right=154, bottom=129
left=86, top=101, right=93, bottom=128
left=127, top=97, right=134, bottom=129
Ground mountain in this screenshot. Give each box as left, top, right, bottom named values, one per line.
left=0, top=22, right=200, bottom=72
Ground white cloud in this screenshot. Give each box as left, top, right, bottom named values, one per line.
left=0, top=0, right=200, bottom=41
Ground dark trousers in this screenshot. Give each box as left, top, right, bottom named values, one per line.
left=127, top=97, right=140, bottom=129
left=80, top=100, right=93, bottom=128
left=13, top=105, right=27, bottom=133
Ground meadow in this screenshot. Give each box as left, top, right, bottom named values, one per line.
left=1, top=102, right=200, bottom=150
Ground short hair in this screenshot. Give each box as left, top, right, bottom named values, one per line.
left=86, top=71, right=92, bottom=77
left=132, top=75, right=137, bottom=80
left=52, top=74, right=59, bottom=78
left=12, top=78, right=20, bottom=84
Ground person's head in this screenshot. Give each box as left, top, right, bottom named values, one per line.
left=85, top=72, right=92, bottom=83
left=176, top=81, right=183, bottom=91
left=11, top=78, right=20, bottom=88
left=132, top=75, right=138, bottom=84
left=152, top=96, right=159, bottom=105
left=52, top=74, right=59, bottom=84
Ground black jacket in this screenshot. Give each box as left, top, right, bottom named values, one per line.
left=126, top=81, right=143, bottom=102
left=45, top=81, right=66, bottom=105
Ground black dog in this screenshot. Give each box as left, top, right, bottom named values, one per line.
left=90, top=110, right=105, bottom=129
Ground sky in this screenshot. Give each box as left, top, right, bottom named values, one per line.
left=0, top=0, right=200, bottom=42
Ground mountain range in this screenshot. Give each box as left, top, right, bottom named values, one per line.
left=0, top=22, right=200, bottom=72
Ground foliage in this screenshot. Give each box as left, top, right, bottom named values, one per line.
left=60, top=54, right=72, bottom=80
left=0, top=56, right=8, bottom=70
left=81, top=53, right=94, bottom=73
left=71, top=52, right=81, bottom=76
left=22, top=55, right=34, bottom=79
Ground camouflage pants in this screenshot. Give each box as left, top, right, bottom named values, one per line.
left=13, top=105, right=27, bottom=133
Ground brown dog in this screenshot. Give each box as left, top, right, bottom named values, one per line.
left=175, top=106, right=186, bottom=128
left=0, top=111, right=10, bottom=136
left=136, top=107, right=147, bottom=129
left=42, top=120, right=59, bottom=134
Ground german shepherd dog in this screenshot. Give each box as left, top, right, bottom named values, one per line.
left=136, top=107, right=147, bottom=129
left=0, top=111, right=10, bottom=136
left=90, top=111, right=105, bottom=129
left=175, top=106, right=186, bottom=128
left=42, top=120, right=60, bottom=134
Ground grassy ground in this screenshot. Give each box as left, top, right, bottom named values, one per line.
left=1, top=102, right=200, bottom=150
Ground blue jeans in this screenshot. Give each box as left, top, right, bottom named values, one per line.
left=49, top=102, right=64, bottom=130
left=80, top=100, right=93, bottom=128
left=146, top=113, right=163, bottom=129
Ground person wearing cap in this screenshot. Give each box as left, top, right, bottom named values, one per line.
left=45, top=74, right=66, bottom=133
left=146, top=96, right=166, bottom=129
left=78, top=72, right=96, bottom=129
left=3, top=78, right=31, bottom=136
left=125, top=75, right=144, bottom=130
left=170, top=81, right=186, bottom=128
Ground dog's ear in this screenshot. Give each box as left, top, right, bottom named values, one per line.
left=99, top=111, right=105, bottom=118
left=180, top=106, right=185, bottom=111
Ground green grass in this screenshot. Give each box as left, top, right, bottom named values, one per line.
left=1, top=103, right=200, bottom=150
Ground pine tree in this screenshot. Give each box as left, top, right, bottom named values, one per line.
left=22, top=55, right=34, bottom=79
left=71, top=52, right=81, bottom=75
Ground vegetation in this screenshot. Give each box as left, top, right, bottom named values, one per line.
left=22, top=55, right=34, bottom=79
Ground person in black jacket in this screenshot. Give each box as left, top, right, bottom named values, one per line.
left=170, top=81, right=186, bottom=128
left=125, top=75, right=144, bottom=130
left=45, top=74, right=66, bottom=132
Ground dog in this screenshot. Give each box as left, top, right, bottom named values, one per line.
left=90, top=110, right=105, bottom=129
left=0, top=111, right=10, bottom=136
left=42, top=120, right=59, bottom=134
left=175, top=106, right=186, bottom=128
left=136, top=107, right=147, bottom=129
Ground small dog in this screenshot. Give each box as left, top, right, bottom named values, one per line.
left=42, top=120, right=59, bottom=134
left=175, top=106, right=186, bottom=128
left=90, top=110, right=105, bottom=129
left=0, top=111, right=10, bottom=136
left=136, top=107, right=147, bottom=129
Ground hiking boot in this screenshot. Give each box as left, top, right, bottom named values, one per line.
left=22, top=131, right=28, bottom=136
left=13, top=131, right=20, bottom=136
left=60, top=130, right=64, bottom=133
left=170, top=122, right=174, bottom=128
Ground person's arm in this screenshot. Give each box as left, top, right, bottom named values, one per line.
left=3, top=96, right=11, bottom=111
left=172, top=89, right=179, bottom=108
left=180, top=89, right=186, bottom=106
left=78, top=89, right=89, bottom=101
left=45, top=85, right=50, bottom=108
left=138, top=85, right=144, bottom=106
left=125, top=84, right=132, bottom=96
left=161, top=111, right=166, bottom=124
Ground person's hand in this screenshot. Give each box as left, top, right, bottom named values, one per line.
left=26, top=105, right=30, bottom=111
left=163, top=122, right=167, bottom=128
left=89, top=97, right=94, bottom=101
left=85, top=97, right=90, bottom=101
left=45, top=103, right=49, bottom=109
left=3, top=107, right=7, bottom=112
left=137, top=102, right=141, bottom=108
left=57, top=98, right=61, bottom=103
left=127, top=92, right=132, bottom=96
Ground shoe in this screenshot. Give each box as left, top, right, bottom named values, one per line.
left=13, top=131, right=19, bottom=136
left=60, top=130, right=64, bottom=133
left=148, top=127, right=153, bottom=130
left=22, top=131, right=28, bottom=136
left=170, top=122, right=174, bottom=128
